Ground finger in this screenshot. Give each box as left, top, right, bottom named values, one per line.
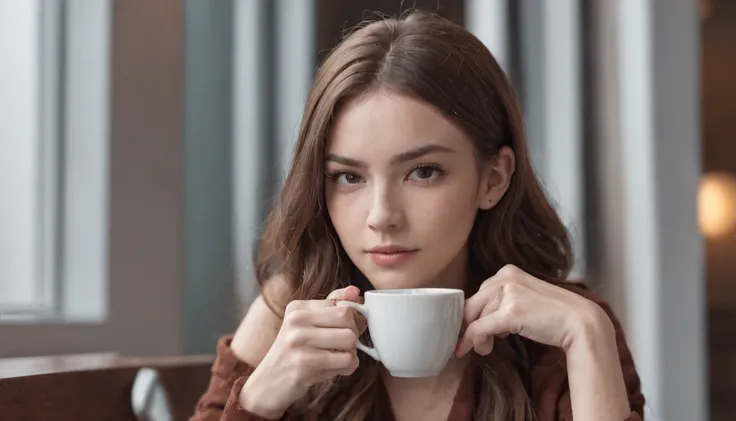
left=292, top=349, right=358, bottom=382
left=285, top=299, right=335, bottom=316
left=286, top=289, right=359, bottom=314
left=456, top=311, right=509, bottom=357
left=319, top=350, right=359, bottom=374
left=464, top=278, right=503, bottom=323
left=473, top=335, right=494, bottom=356
left=327, top=288, right=365, bottom=333
left=301, top=305, right=360, bottom=330
left=330, top=296, right=366, bottom=334
left=468, top=266, right=529, bottom=320
left=306, top=327, right=358, bottom=351
left=326, top=286, right=361, bottom=303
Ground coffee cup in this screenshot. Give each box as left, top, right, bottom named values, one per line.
left=338, top=288, right=464, bottom=378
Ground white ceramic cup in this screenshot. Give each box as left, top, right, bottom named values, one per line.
left=338, top=288, right=464, bottom=378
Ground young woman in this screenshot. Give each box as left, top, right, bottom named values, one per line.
left=191, top=11, right=645, bottom=421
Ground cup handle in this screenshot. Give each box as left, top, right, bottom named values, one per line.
left=336, top=301, right=380, bottom=361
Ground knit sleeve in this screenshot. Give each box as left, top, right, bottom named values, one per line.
left=189, top=336, right=291, bottom=421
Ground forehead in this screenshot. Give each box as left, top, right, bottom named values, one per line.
left=327, top=91, right=474, bottom=158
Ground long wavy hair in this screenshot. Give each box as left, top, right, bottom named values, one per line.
left=255, top=11, right=573, bottom=421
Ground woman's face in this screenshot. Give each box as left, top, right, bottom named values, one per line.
left=325, top=91, right=512, bottom=290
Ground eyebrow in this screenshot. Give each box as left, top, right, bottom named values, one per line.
left=325, top=144, right=456, bottom=168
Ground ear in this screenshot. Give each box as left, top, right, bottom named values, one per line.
left=477, top=146, right=515, bottom=210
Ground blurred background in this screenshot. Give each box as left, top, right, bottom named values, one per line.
left=0, top=0, right=732, bottom=420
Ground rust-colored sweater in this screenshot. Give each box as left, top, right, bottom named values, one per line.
left=190, top=283, right=645, bottom=421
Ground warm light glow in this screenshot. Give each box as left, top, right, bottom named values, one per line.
left=698, top=173, right=736, bottom=238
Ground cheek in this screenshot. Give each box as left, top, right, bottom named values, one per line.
left=326, top=191, right=362, bottom=246
left=402, top=188, right=478, bottom=276
left=411, top=180, right=479, bottom=230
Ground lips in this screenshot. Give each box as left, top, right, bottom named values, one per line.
left=367, top=245, right=415, bottom=254
left=366, top=245, right=418, bottom=266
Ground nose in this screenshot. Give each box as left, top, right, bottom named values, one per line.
left=366, top=182, right=404, bottom=232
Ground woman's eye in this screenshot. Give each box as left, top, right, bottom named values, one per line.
left=407, top=166, right=442, bottom=181
left=334, top=172, right=363, bottom=185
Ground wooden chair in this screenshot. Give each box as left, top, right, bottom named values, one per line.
left=0, top=354, right=213, bottom=421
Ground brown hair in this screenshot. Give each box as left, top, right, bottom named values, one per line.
left=256, top=11, right=573, bottom=421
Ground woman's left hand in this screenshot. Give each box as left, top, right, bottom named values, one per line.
left=456, top=264, right=613, bottom=357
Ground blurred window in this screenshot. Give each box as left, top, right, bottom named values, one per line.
left=0, top=0, right=110, bottom=321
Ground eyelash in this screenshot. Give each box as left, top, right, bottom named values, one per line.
left=325, top=164, right=446, bottom=186
left=406, top=164, right=445, bottom=183
left=326, top=171, right=362, bottom=185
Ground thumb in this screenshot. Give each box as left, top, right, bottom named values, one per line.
left=456, top=312, right=507, bottom=357
left=326, top=285, right=361, bottom=302
left=326, top=286, right=366, bottom=334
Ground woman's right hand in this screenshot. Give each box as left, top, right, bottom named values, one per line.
left=238, top=286, right=363, bottom=419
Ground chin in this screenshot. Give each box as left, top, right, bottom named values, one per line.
left=362, top=268, right=439, bottom=291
